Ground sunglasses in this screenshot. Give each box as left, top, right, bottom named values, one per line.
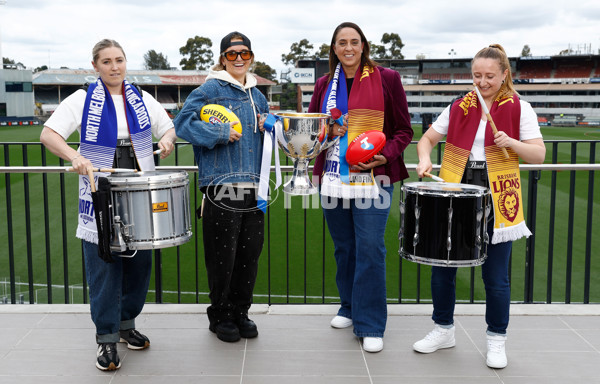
left=222, top=50, right=253, bottom=61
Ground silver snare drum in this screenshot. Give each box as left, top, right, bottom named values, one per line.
left=108, top=171, right=192, bottom=251
left=399, top=182, right=491, bottom=267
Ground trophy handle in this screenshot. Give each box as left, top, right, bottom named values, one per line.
left=321, top=135, right=340, bottom=151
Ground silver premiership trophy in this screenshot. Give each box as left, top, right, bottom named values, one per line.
left=274, top=112, right=339, bottom=195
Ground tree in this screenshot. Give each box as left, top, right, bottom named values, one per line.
left=279, top=82, right=298, bottom=110
left=144, top=50, right=170, bottom=70
left=252, top=61, right=277, bottom=82
left=179, top=36, right=213, bottom=70
left=369, top=41, right=386, bottom=59
left=34, top=65, right=48, bottom=73
left=521, top=45, right=532, bottom=57
left=315, top=44, right=330, bottom=59
left=281, top=39, right=314, bottom=66
left=3, top=57, right=25, bottom=68
left=380, top=33, right=404, bottom=59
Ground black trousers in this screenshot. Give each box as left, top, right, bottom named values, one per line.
left=201, top=186, right=264, bottom=324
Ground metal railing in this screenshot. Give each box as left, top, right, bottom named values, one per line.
left=1, top=140, right=599, bottom=305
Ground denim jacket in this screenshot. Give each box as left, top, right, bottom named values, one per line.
left=174, top=70, right=269, bottom=187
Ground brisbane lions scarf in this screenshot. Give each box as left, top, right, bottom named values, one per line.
left=320, top=63, right=384, bottom=199
left=76, top=78, right=155, bottom=243
left=439, top=91, right=531, bottom=244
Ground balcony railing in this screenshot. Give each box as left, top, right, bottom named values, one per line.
left=1, top=140, right=599, bottom=305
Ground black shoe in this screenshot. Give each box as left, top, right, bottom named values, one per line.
left=96, top=343, right=121, bottom=371
left=209, top=320, right=241, bottom=342
left=236, top=316, right=258, bottom=338
left=119, top=329, right=150, bottom=350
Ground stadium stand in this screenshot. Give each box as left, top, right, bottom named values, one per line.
left=580, top=116, right=600, bottom=125
left=554, top=59, right=594, bottom=78
left=517, top=60, right=553, bottom=79
left=552, top=115, right=579, bottom=126
left=422, top=73, right=451, bottom=80
left=453, top=73, right=472, bottom=80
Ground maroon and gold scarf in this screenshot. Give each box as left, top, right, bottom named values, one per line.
left=439, top=91, right=531, bottom=243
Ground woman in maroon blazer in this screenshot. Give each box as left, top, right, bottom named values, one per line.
left=308, top=22, right=413, bottom=353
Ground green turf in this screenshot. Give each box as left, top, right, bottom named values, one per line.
left=1, top=124, right=599, bottom=304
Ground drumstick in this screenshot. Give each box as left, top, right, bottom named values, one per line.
left=423, top=171, right=445, bottom=182
left=153, top=149, right=162, bottom=155
left=66, top=167, right=137, bottom=173
left=473, top=84, right=510, bottom=159
left=87, top=168, right=96, bottom=193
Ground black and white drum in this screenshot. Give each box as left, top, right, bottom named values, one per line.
left=108, top=171, right=192, bottom=251
left=399, top=182, right=491, bottom=267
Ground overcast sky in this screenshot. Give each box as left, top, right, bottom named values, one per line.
left=1, top=0, right=599, bottom=74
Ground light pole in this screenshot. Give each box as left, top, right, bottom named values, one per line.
left=0, top=1, right=6, bottom=68
left=448, top=48, right=456, bottom=62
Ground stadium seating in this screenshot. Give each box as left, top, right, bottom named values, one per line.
left=552, top=115, right=578, bottom=126
left=554, top=60, right=593, bottom=78
left=453, top=73, right=471, bottom=80
left=422, top=73, right=451, bottom=81
left=517, top=60, right=553, bottom=79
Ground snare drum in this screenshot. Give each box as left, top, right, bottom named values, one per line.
left=108, top=171, right=192, bottom=251
left=399, top=182, right=491, bottom=267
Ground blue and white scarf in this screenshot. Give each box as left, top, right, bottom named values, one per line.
left=320, top=63, right=381, bottom=199
left=76, top=78, right=155, bottom=243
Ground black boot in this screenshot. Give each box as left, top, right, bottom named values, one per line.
left=209, top=320, right=241, bottom=342
left=236, top=315, right=258, bottom=338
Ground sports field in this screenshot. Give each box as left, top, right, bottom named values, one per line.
left=1, top=124, right=599, bottom=304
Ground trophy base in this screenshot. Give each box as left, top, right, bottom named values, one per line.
left=283, top=178, right=318, bottom=195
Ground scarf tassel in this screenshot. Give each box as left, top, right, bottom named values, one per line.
left=77, top=227, right=98, bottom=244
left=491, top=221, right=532, bottom=244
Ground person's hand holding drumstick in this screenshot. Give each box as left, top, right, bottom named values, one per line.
left=473, top=84, right=510, bottom=159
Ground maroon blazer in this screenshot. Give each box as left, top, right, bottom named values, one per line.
left=308, top=66, right=413, bottom=185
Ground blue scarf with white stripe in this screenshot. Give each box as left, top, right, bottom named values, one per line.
left=76, top=78, right=155, bottom=243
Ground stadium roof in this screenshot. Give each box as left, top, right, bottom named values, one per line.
left=32, top=69, right=276, bottom=86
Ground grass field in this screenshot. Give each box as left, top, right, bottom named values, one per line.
left=1, top=124, right=599, bottom=304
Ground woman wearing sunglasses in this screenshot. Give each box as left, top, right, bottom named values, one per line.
left=174, top=31, right=269, bottom=343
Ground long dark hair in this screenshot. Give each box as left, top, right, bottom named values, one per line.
left=327, top=22, right=378, bottom=81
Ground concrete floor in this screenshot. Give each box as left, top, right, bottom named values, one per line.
left=0, top=304, right=599, bottom=384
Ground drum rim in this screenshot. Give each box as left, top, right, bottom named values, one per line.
left=107, top=170, right=189, bottom=185
left=402, top=181, right=488, bottom=195
left=400, top=250, right=487, bottom=267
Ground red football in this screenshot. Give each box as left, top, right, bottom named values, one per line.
left=345, top=130, right=386, bottom=166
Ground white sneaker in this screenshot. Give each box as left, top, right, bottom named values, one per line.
left=330, top=315, right=352, bottom=329
left=486, top=334, right=507, bottom=369
left=413, top=324, right=456, bottom=353
left=362, top=337, right=383, bottom=353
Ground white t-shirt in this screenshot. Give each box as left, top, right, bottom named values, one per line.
left=45, top=89, right=173, bottom=140
left=431, top=99, right=542, bottom=161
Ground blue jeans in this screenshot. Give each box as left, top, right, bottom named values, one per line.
left=83, top=240, right=152, bottom=343
left=430, top=221, right=512, bottom=335
left=321, top=185, right=394, bottom=338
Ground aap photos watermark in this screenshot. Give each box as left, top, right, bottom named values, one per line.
left=206, top=173, right=393, bottom=212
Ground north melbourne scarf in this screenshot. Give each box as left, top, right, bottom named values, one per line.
left=76, top=78, right=155, bottom=243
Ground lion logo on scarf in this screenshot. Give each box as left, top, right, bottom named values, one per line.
left=498, top=188, right=520, bottom=222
